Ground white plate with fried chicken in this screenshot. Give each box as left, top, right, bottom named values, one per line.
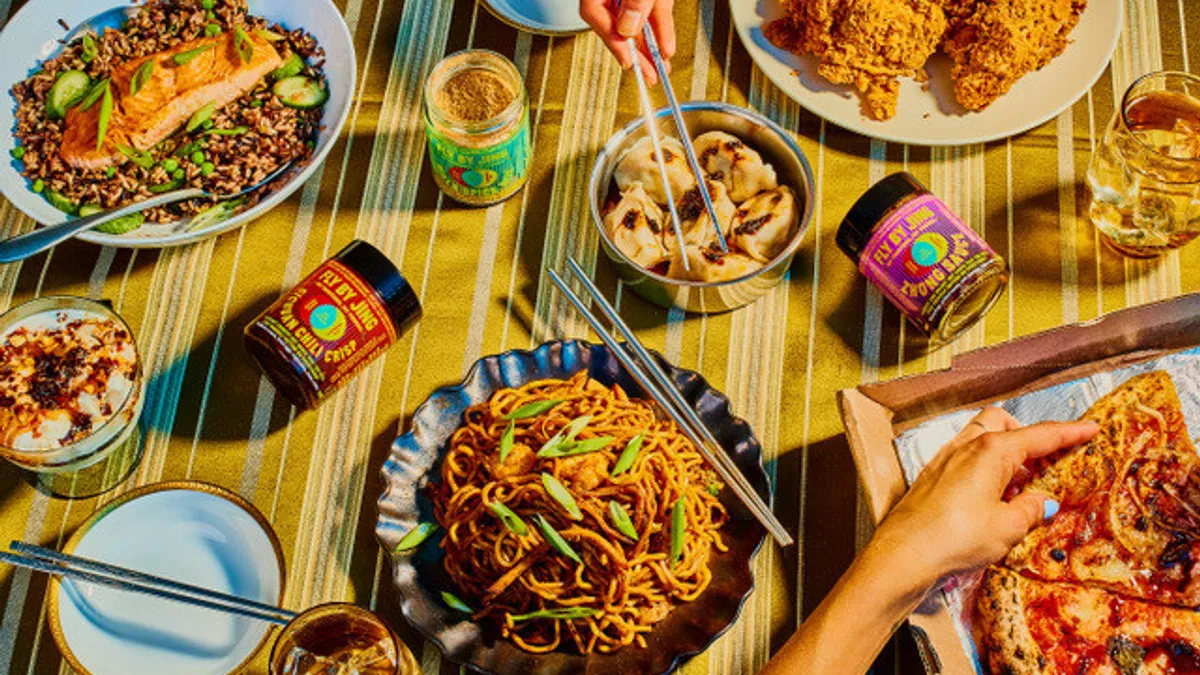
left=732, top=0, right=1122, bottom=145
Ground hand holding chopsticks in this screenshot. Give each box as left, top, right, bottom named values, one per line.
left=547, top=259, right=793, bottom=547
left=0, top=541, right=296, bottom=625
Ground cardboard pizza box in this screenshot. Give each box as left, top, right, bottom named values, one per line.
left=837, top=291, right=1200, bottom=675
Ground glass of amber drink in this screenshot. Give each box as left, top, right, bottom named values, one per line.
left=1087, top=71, right=1200, bottom=258
left=269, top=603, right=417, bottom=675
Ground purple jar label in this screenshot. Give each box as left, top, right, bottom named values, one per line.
left=859, top=193, right=1000, bottom=333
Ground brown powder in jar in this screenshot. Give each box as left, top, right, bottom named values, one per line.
left=436, top=68, right=515, bottom=122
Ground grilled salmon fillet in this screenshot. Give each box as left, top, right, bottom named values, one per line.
left=61, top=30, right=282, bottom=170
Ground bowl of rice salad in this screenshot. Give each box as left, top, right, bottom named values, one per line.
left=0, top=0, right=354, bottom=248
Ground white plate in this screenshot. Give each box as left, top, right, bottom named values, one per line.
left=49, top=482, right=285, bottom=675
left=731, top=0, right=1123, bottom=145
left=481, top=0, right=589, bottom=35
left=0, top=0, right=356, bottom=248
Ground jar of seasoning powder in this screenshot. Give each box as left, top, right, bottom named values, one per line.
left=837, top=172, right=1008, bottom=345
left=424, top=49, right=531, bottom=206
left=244, top=240, right=421, bottom=410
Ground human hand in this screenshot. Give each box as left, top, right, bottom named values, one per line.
left=870, top=408, right=1099, bottom=591
left=579, top=0, right=676, bottom=84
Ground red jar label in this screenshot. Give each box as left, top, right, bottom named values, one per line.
left=859, top=193, right=1000, bottom=333
left=250, top=259, right=397, bottom=403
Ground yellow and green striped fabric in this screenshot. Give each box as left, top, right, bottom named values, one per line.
left=0, top=1, right=1196, bottom=673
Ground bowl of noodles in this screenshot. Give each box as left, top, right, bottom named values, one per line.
left=375, top=340, right=770, bottom=675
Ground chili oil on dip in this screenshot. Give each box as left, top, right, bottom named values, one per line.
left=423, top=49, right=531, bottom=206
left=0, top=298, right=142, bottom=471
left=837, top=172, right=1008, bottom=345
left=244, top=240, right=421, bottom=411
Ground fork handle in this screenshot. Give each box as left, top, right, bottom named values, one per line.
left=0, top=187, right=206, bottom=263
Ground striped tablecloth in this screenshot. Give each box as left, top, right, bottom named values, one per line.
left=0, top=1, right=1196, bottom=673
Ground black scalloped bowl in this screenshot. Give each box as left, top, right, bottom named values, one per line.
left=375, top=340, right=770, bottom=675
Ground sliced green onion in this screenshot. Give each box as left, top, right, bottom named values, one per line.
left=393, top=521, right=438, bottom=553
left=608, top=501, right=638, bottom=541
left=80, top=34, right=98, bottom=63
left=509, top=607, right=597, bottom=622
left=498, top=420, right=515, bottom=464
left=503, top=399, right=562, bottom=420
left=174, top=137, right=207, bottom=157
left=257, top=28, right=287, bottom=42
left=31, top=178, right=44, bottom=193
left=205, top=125, right=248, bottom=136
left=200, top=0, right=216, bottom=8
left=95, top=82, right=112, bottom=151
left=538, top=436, right=615, bottom=459
left=186, top=197, right=243, bottom=232
left=670, top=496, right=686, bottom=566
left=534, top=514, right=580, bottom=564
left=441, top=591, right=473, bottom=614
left=185, top=102, right=217, bottom=133
left=130, top=60, right=154, bottom=96
left=10, top=146, right=24, bottom=160
left=487, top=501, right=528, bottom=536
left=233, top=26, right=254, bottom=64
left=707, top=481, right=722, bottom=496
left=541, top=473, right=582, bottom=520
left=173, top=43, right=215, bottom=66
left=611, top=433, right=645, bottom=476
left=561, top=415, right=591, bottom=441
left=115, top=143, right=154, bottom=169
left=79, top=79, right=109, bottom=110
left=204, top=23, right=222, bottom=37
left=104, top=166, right=116, bottom=178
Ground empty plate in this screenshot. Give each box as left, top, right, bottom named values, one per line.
left=48, top=482, right=286, bottom=675
left=481, top=0, right=588, bottom=35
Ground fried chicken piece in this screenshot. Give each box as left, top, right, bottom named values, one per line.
left=766, top=0, right=946, bottom=120
left=942, top=0, right=1086, bottom=111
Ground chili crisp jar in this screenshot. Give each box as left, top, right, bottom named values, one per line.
left=837, top=172, right=1008, bottom=345
left=244, top=240, right=421, bottom=410
left=424, top=49, right=531, bottom=206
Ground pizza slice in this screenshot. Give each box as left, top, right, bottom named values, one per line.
left=1022, top=371, right=1195, bottom=506
left=977, top=567, right=1200, bottom=675
left=1004, top=371, right=1200, bottom=607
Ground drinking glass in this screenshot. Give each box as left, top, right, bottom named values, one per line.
left=269, top=603, right=418, bottom=675
left=1087, top=71, right=1200, bottom=258
left=0, top=296, right=144, bottom=498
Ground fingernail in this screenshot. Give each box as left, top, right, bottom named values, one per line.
left=617, top=9, right=643, bottom=37
left=1042, top=499, right=1059, bottom=520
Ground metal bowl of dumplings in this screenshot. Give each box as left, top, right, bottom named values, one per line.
left=589, top=101, right=815, bottom=313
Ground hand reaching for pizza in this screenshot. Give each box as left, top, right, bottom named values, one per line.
left=872, top=408, right=1100, bottom=591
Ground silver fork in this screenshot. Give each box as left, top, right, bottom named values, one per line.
left=0, top=161, right=294, bottom=263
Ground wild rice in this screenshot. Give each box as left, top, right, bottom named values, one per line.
left=11, top=0, right=326, bottom=226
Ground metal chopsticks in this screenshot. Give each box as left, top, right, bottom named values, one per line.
left=627, top=36, right=692, bottom=271
left=638, top=24, right=729, bottom=252
left=548, top=259, right=793, bottom=547
left=1, top=541, right=297, bottom=626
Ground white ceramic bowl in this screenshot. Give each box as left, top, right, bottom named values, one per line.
left=48, top=482, right=286, bottom=675
left=0, top=0, right=355, bottom=248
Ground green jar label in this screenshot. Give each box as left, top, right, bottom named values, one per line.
left=426, top=110, right=531, bottom=203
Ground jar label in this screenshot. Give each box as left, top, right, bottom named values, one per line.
left=249, top=259, right=397, bottom=404
left=858, top=193, right=1001, bottom=334
left=425, top=109, right=531, bottom=204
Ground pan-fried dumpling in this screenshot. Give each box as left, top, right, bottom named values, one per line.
left=662, top=179, right=737, bottom=255
left=614, top=136, right=696, bottom=205
left=693, top=130, right=778, bottom=202
left=667, top=244, right=765, bottom=283
left=604, top=185, right=669, bottom=268
left=729, top=185, right=799, bottom=262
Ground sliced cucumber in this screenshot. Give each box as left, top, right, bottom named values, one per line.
left=147, top=177, right=184, bottom=193
left=271, top=52, right=304, bottom=81
left=44, top=189, right=78, bottom=215
left=94, top=211, right=145, bottom=235
left=273, top=76, right=327, bottom=110
left=46, top=70, right=92, bottom=120
left=78, top=204, right=103, bottom=217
